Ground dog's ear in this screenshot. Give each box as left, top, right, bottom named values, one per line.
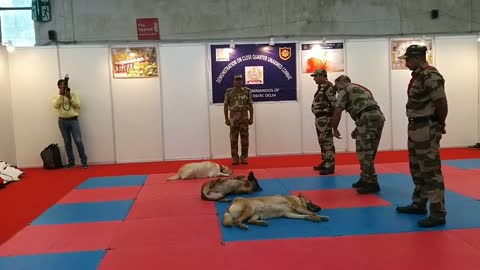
left=298, top=193, right=305, bottom=199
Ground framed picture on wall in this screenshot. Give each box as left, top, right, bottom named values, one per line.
left=301, top=42, right=345, bottom=73
left=391, top=39, right=434, bottom=70
left=111, top=47, right=158, bottom=78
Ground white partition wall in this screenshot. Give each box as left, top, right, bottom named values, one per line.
left=255, top=102, right=302, bottom=155
left=8, top=47, right=61, bottom=167
left=390, top=39, right=413, bottom=150
left=4, top=36, right=480, bottom=166
left=435, top=35, right=479, bottom=147
left=160, top=44, right=211, bottom=160
left=345, top=39, right=392, bottom=152
left=58, top=46, right=115, bottom=164
left=110, top=45, right=164, bottom=163
left=0, top=47, right=16, bottom=164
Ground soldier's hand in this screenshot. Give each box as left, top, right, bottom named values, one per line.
left=225, top=119, right=230, bottom=126
left=333, top=128, right=342, bottom=139
left=248, top=118, right=253, bottom=125
left=440, top=124, right=446, bottom=134
left=351, top=128, right=358, bottom=139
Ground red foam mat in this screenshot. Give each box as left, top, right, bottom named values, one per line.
left=109, top=215, right=222, bottom=249
left=223, top=231, right=480, bottom=270
left=57, top=186, right=142, bottom=204
left=447, top=228, right=480, bottom=250
left=99, top=245, right=226, bottom=270
left=0, top=221, right=121, bottom=256
left=291, top=189, right=392, bottom=209
left=444, top=171, right=480, bottom=200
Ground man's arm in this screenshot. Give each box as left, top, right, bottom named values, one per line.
left=326, top=84, right=337, bottom=109
left=426, top=72, right=448, bottom=133
left=434, top=98, right=448, bottom=133
left=68, top=92, right=81, bottom=109
left=248, top=89, right=254, bottom=124
left=52, top=95, right=63, bottom=109
left=331, top=89, right=347, bottom=139
left=224, top=90, right=230, bottom=125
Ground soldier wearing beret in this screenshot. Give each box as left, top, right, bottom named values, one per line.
left=224, top=74, right=254, bottom=165
left=395, top=45, right=449, bottom=228
left=310, top=68, right=337, bottom=175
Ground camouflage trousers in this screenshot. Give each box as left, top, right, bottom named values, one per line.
left=355, top=109, right=385, bottom=183
left=229, top=111, right=249, bottom=161
left=315, top=116, right=335, bottom=169
left=408, top=119, right=446, bottom=218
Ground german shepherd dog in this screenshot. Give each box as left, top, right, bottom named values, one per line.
left=223, top=194, right=328, bottom=229
left=201, top=171, right=262, bottom=201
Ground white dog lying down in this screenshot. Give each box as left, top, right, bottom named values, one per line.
left=167, top=161, right=233, bottom=181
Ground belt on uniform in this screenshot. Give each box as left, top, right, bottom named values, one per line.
left=59, top=116, right=78, bottom=120
left=408, top=115, right=437, bottom=124
left=315, top=112, right=332, bottom=117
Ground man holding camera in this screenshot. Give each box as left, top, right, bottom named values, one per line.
left=51, top=75, right=88, bottom=169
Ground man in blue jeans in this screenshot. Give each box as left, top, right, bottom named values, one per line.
left=51, top=75, right=88, bottom=169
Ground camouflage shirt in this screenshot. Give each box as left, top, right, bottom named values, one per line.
left=224, top=87, right=253, bottom=112
left=406, top=65, right=446, bottom=118
left=336, top=83, right=380, bottom=121
left=312, top=81, right=336, bottom=117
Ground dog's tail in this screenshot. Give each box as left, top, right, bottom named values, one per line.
left=223, top=211, right=234, bottom=227
left=248, top=171, right=262, bottom=191
left=166, top=173, right=180, bottom=181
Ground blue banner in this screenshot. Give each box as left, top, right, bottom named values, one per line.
left=210, top=43, right=297, bottom=103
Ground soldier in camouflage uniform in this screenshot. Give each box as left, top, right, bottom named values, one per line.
left=396, top=45, right=448, bottom=228
left=331, top=75, right=385, bottom=194
left=224, top=74, right=254, bottom=165
left=311, top=68, right=337, bottom=175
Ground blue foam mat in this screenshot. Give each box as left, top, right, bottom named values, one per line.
left=76, top=175, right=147, bottom=189
left=216, top=174, right=480, bottom=242
left=0, top=251, right=105, bottom=270
left=443, top=159, right=480, bottom=170
left=31, top=200, right=134, bottom=225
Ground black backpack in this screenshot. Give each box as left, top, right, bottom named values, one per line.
left=40, top=144, right=64, bottom=169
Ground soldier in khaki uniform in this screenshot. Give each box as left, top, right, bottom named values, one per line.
left=331, top=75, right=385, bottom=194
left=224, top=74, right=254, bottom=165
left=311, top=68, right=337, bottom=175
left=395, top=45, right=448, bottom=228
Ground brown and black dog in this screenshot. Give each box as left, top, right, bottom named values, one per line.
left=201, top=171, right=262, bottom=201
left=223, top=193, right=328, bottom=229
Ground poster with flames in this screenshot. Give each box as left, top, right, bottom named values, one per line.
left=301, top=42, right=345, bottom=73
left=391, top=39, right=434, bottom=70
left=111, top=47, right=158, bottom=78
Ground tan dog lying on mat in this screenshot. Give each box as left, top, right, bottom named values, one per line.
left=223, top=194, right=328, bottom=230
left=201, top=171, right=262, bottom=201
left=167, top=161, right=233, bottom=181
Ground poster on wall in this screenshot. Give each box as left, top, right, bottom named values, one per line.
left=391, top=39, right=434, bottom=70
left=111, top=47, right=158, bottom=78
left=301, top=42, right=345, bottom=73
left=210, top=43, right=297, bottom=103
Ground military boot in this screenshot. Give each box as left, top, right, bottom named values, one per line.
left=313, top=163, right=325, bottom=171
left=319, top=166, right=334, bottom=175
left=418, top=216, right=446, bottom=227
left=356, top=183, right=380, bottom=194
left=396, top=203, right=427, bottom=215
left=352, top=178, right=367, bottom=188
